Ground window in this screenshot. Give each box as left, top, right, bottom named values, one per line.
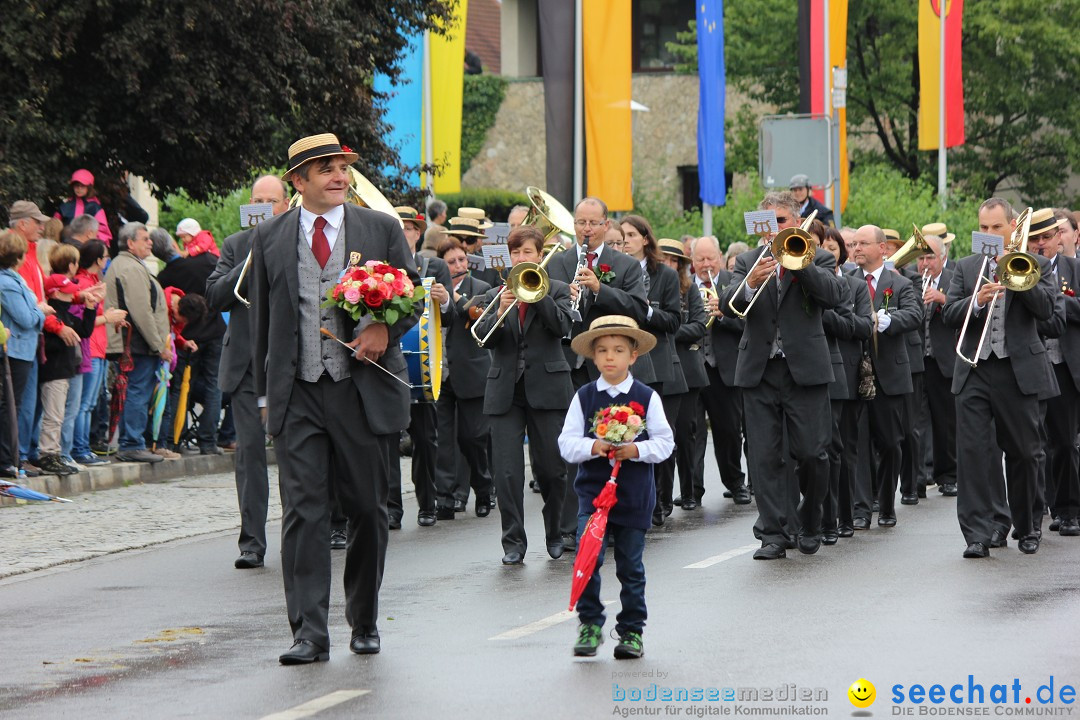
left=633, top=0, right=696, bottom=72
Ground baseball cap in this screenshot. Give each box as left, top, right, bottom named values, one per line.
left=8, top=201, right=49, bottom=223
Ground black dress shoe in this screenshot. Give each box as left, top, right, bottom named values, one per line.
left=502, top=551, right=524, bottom=565
left=349, top=629, right=381, bottom=655
left=822, top=531, right=839, bottom=546
left=651, top=512, right=664, bottom=527
left=663, top=504, right=673, bottom=517
left=453, top=499, right=467, bottom=513
left=1018, top=536, right=1040, bottom=554
left=963, top=542, right=989, bottom=559
left=940, top=483, right=957, bottom=496
left=417, top=511, right=437, bottom=527
left=436, top=506, right=455, bottom=520
left=547, top=541, right=564, bottom=559
left=475, top=498, right=491, bottom=517
left=1059, top=518, right=1080, bottom=536
left=837, top=525, right=854, bottom=538
left=853, top=517, right=870, bottom=530
left=279, top=639, right=328, bottom=665
left=797, top=535, right=821, bottom=554
left=681, top=499, right=699, bottom=510
left=388, top=515, right=402, bottom=530
left=673, top=496, right=684, bottom=507
left=872, top=501, right=880, bottom=513
left=234, top=551, right=264, bottom=569
left=723, top=490, right=733, bottom=498
left=989, top=529, right=1008, bottom=548
left=561, top=533, right=577, bottom=551
left=732, top=485, right=752, bottom=505
left=917, top=487, right=927, bottom=499
left=753, top=543, right=786, bottom=560
left=330, top=529, right=347, bottom=550
left=878, top=514, right=897, bottom=527
left=901, top=494, right=919, bottom=505
left=529, top=479, right=541, bottom=493
left=1049, top=516, right=1062, bottom=532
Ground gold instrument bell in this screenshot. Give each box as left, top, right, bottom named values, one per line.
left=888, top=224, right=932, bottom=269
left=523, top=186, right=576, bottom=243
left=727, top=210, right=819, bottom=319
left=289, top=167, right=404, bottom=227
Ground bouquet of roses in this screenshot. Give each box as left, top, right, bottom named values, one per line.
left=323, top=260, right=425, bottom=326
left=591, top=401, right=647, bottom=444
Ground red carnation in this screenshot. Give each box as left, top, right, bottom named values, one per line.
left=629, top=401, right=645, bottom=415
left=615, top=410, right=629, bottom=423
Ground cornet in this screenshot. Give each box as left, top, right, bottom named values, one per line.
left=700, top=273, right=720, bottom=329
left=727, top=210, right=818, bottom=319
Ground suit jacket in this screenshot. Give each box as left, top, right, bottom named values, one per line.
left=847, top=266, right=922, bottom=396
left=474, top=280, right=574, bottom=415
left=719, top=246, right=844, bottom=388
left=673, top=285, right=708, bottom=390
left=545, top=244, right=653, bottom=383
left=642, top=262, right=687, bottom=394
left=904, top=269, right=927, bottom=374
left=943, top=253, right=1062, bottom=399
left=704, top=269, right=745, bottom=387
left=250, top=204, right=422, bottom=436
left=822, top=274, right=874, bottom=401
left=925, top=266, right=958, bottom=378
left=443, top=274, right=492, bottom=399
left=205, top=227, right=255, bottom=394
left=1044, top=255, right=1080, bottom=393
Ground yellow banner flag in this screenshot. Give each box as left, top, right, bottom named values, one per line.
left=918, top=0, right=965, bottom=150
left=425, top=0, right=468, bottom=194
left=583, top=0, right=632, bottom=211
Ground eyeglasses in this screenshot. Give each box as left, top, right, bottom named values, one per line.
left=775, top=216, right=790, bottom=224
left=574, top=220, right=607, bottom=229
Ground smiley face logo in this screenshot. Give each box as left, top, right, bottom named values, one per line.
left=848, top=678, right=876, bottom=708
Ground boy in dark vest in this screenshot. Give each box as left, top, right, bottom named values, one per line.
left=559, top=315, right=674, bottom=659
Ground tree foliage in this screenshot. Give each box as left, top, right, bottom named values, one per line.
left=0, top=0, right=452, bottom=218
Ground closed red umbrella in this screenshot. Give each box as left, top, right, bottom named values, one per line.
left=108, top=324, right=134, bottom=441
left=568, top=453, right=622, bottom=612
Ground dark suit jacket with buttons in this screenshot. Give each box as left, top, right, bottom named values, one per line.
left=822, top=274, right=874, bottom=401
left=250, top=204, right=422, bottom=437
left=903, top=268, right=927, bottom=374
left=706, top=268, right=745, bottom=387
left=474, top=279, right=574, bottom=415
left=674, top=285, right=708, bottom=390
left=545, top=244, right=654, bottom=383
left=943, top=252, right=1063, bottom=400
left=205, top=227, right=255, bottom=394
left=925, top=266, right=957, bottom=378
left=642, top=262, right=687, bottom=394
left=847, top=266, right=922, bottom=396
left=443, top=273, right=492, bottom=399
left=1046, top=255, right=1080, bottom=394
left=719, top=246, right=845, bottom=388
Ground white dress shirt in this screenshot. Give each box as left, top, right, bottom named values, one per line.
left=558, top=373, right=675, bottom=465
left=299, top=203, right=344, bottom=253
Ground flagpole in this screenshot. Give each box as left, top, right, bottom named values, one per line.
left=938, top=1, right=947, bottom=209
left=423, top=30, right=435, bottom=195
left=702, top=203, right=713, bottom=237
left=572, top=0, right=584, bottom=202
left=823, top=0, right=832, bottom=206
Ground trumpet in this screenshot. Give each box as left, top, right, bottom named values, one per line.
left=727, top=210, right=818, bottom=319
left=955, top=207, right=1040, bottom=367
left=470, top=242, right=566, bottom=347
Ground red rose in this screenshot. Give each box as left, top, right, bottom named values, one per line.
left=1066, top=289, right=1076, bottom=297
left=366, top=287, right=385, bottom=307
left=883, top=288, right=893, bottom=297
left=599, top=264, right=612, bottom=273
left=629, top=401, right=645, bottom=415
left=615, top=410, right=629, bottom=423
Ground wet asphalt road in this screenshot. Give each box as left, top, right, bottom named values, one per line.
left=2, top=475, right=1080, bottom=720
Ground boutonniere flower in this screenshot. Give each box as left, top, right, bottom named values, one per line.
left=882, top=287, right=894, bottom=311
left=594, top=264, right=616, bottom=284
left=1062, top=279, right=1075, bottom=297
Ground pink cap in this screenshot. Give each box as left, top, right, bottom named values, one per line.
left=70, top=169, right=95, bottom=186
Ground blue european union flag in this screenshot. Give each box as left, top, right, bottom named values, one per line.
left=697, top=1, right=726, bottom=206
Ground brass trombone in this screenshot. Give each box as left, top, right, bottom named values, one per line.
left=727, top=210, right=818, bottom=319
left=470, top=242, right=566, bottom=347
left=955, top=207, right=1040, bottom=367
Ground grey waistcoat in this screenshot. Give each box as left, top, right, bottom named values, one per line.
left=296, top=226, right=349, bottom=382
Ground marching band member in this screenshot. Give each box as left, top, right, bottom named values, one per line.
left=474, top=225, right=574, bottom=565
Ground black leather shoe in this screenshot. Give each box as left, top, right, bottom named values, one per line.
left=878, top=514, right=897, bottom=527
left=651, top=512, right=664, bottom=527
left=529, top=479, right=541, bottom=493
left=901, top=494, right=919, bottom=505
left=330, top=529, right=347, bottom=550
left=753, top=544, right=786, bottom=560
left=436, top=506, right=455, bottom=521
left=453, top=499, right=467, bottom=513
left=872, top=501, right=880, bottom=513
left=388, top=515, right=402, bottom=530
left=1018, top=536, right=1040, bottom=554
left=822, top=531, right=839, bottom=546
left=853, top=517, right=870, bottom=531
left=837, top=525, right=854, bottom=538
left=417, top=511, right=437, bottom=527
left=234, top=551, right=264, bottom=569
left=561, top=533, right=577, bottom=551
left=349, top=629, right=380, bottom=655
left=722, top=490, right=733, bottom=498
left=663, top=504, right=673, bottom=517
left=502, top=551, right=524, bottom=565
left=1049, top=516, right=1062, bottom=532
left=279, top=639, right=328, bottom=665
left=989, top=529, right=1008, bottom=548
left=917, top=486, right=927, bottom=499
left=732, top=485, right=752, bottom=505
left=475, top=498, right=491, bottom=517
left=797, top=535, right=821, bottom=554
left=547, top=541, right=564, bottom=559
left=963, top=542, right=989, bottom=559
left=1059, top=518, right=1080, bottom=536
left=681, top=499, right=699, bottom=510
left=940, top=483, right=957, bottom=496
left=673, top=496, right=684, bottom=507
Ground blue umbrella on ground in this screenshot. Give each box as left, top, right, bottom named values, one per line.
left=0, top=480, right=71, bottom=503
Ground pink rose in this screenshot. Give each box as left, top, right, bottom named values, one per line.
left=343, top=287, right=362, bottom=304
left=627, top=415, right=642, bottom=428
left=377, top=282, right=391, bottom=296
left=391, top=279, right=405, bottom=294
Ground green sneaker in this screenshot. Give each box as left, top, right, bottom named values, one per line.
left=614, top=631, right=644, bottom=659
left=573, top=623, right=603, bottom=657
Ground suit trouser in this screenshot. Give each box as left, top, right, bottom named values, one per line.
left=388, top=402, right=438, bottom=516
left=743, top=359, right=831, bottom=546
left=231, top=371, right=269, bottom=556
left=923, top=360, right=957, bottom=486
left=275, top=375, right=389, bottom=649
left=956, top=357, right=1040, bottom=546
left=653, top=392, right=683, bottom=515
left=493, top=380, right=566, bottom=555
left=836, top=400, right=864, bottom=528
left=856, top=386, right=906, bottom=519
left=674, top=387, right=701, bottom=502
left=900, top=373, right=924, bottom=497
left=1042, top=363, right=1080, bottom=522
left=821, top=399, right=846, bottom=532
left=434, top=380, right=493, bottom=509
left=696, top=364, right=745, bottom=496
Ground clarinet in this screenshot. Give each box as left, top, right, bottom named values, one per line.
left=568, top=239, right=590, bottom=323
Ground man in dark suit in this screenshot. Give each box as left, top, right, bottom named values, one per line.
left=916, top=235, right=958, bottom=497
left=692, top=236, right=749, bottom=506
left=848, top=225, right=922, bottom=528
left=250, top=134, right=421, bottom=663
left=545, top=197, right=651, bottom=547
left=433, top=237, right=495, bottom=518
left=474, top=225, right=574, bottom=565
left=943, top=198, right=1063, bottom=558
left=718, top=192, right=844, bottom=559
left=386, top=206, right=451, bottom=528
left=204, top=174, right=290, bottom=569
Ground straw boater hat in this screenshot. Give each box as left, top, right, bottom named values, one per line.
left=658, top=238, right=688, bottom=260
left=1028, top=207, right=1067, bottom=237
left=921, top=222, right=955, bottom=245
left=571, top=315, right=657, bottom=358
left=394, top=206, right=427, bottom=233
left=446, top=216, right=486, bottom=238
left=882, top=228, right=901, bottom=245
left=458, top=206, right=493, bottom=230
left=282, top=133, right=358, bottom=179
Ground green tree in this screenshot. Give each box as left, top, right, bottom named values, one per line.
left=0, top=0, right=452, bottom=218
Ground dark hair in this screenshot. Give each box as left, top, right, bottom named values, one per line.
left=1056, top=208, right=1078, bottom=232
left=436, top=237, right=466, bottom=259
left=290, top=157, right=333, bottom=184
left=671, top=254, right=692, bottom=295
left=620, top=214, right=662, bottom=272
left=824, top=227, right=848, bottom=264
left=507, top=225, right=545, bottom=254
left=808, top=219, right=826, bottom=246
left=79, top=240, right=108, bottom=270
left=177, top=293, right=208, bottom=325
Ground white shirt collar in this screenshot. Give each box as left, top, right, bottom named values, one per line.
left=299, top=203, right=344, bottom=234
left=579, top=242, right=604, bottom=262
left=863, top=264, right=885, bottom=284
left=638, top=258, right=648, bottom=271
left=597, top=372, right=635, bottom=395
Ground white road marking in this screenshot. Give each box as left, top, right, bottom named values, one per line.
left=490, top=601, right=616, bottom=641
left=683, top=543, right=760, bottom=569
left=260, top=690, right=370, bottom=720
